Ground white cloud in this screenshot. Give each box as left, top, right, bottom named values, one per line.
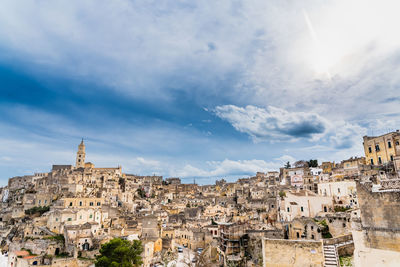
left=0, top=0, right=399, bottom=124
left=214, top=105, right=326, bottom=142
left=274, top=155, right=296, bottom=164
left=328, top=122, right=367, bottom=149
left=171, top=158, right=281, bottom=178
left=0, top=0, right=398, bottom=184
left=214, top=104, right=367, bottom=150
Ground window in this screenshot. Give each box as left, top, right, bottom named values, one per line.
left=90, top=202, right=94, bottom=206
left=378, top=157, right=382, bottom=164
left=396, top=141, right=400, bottom=145
left=287, top=207, right=290, bottom=212
left=370, top=159, right=374, bottom=165
left=368, top=147, right=372, bottom=153
left=69, top=202, right=73, bottom=206
left=343, top=223, right=346, bottom=227
left=38, top=200, right=41, bottom=204
left=311, top=226, right=314, bottom=230
left=97, top=202, right=101, bottom=206
left=324, top=206, right=327, bottom=212
left=375, top=144, right=380, bottom=151
left=296, top=232, right=300, bottom=238
left=338, top=188, right=341, bottom=193
left=388, top=141, right=392, bottom=148
left=391, top=155, right=394, bottom=161
left=301, top=207, right=304, bottom=212
left=89, top=214, right=93, bottom=218
left=56, top=218, right=58, bottom=221
left=44, top=200, right=47, bottom=204
left=311, top=234, right=314, bottom=239
left=67, top=218, right=72, bottom=221
left=79, top=201, right=82, bottom=206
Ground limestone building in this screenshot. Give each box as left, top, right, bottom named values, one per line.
left=363, top=130, right=400, bottom=165
left=76, top=139, right=86, bottom=168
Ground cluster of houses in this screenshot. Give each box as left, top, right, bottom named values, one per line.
left=1, top=131, right=400, bottom=267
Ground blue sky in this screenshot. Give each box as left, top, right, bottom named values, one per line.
left=1, top=0, right=400, bottom=185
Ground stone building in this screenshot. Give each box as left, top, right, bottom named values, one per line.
left=352, top=182, right=400, bottom=266
left=286, top=217, right=323, bottom=241
left=278, top=190, right=333, bottom=222
left=218, top=222, right=249, bottom=266
left=317, top=180, right=358, bottom=208
left=76, top=139, right=86, bottom=168
left=363, top=130, right=400, bottom=165
left=341, top=157, right=367, bottom=177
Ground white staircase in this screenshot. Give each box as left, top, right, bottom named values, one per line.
left=323, top=245, right=339, bottom=267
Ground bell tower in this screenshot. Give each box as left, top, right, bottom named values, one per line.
left=76, top=139, right=86, bottom=168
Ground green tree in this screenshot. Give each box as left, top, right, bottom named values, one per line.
left=25, top=206, right=50, bottom=216
left=284, top=161, right=291, bottom=169
left=308, top=159, right=318, bottom=167
left=95, top=238, right=143, bottom=267
left=137, top=188, right=146, bottom=198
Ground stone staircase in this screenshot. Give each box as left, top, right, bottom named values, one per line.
left=323, top=244, right=339, bottom=267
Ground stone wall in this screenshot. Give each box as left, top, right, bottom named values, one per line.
left=262, top=238, right=324, bottom=267
left=356, top=182, right=400, bottom=252
left=353, top=230, right=400, bottom=267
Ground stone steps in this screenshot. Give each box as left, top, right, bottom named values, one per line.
left=323, top=245, right=338, bottom=267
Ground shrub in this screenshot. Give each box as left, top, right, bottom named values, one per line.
left=25, top=206, right=50, bottom=216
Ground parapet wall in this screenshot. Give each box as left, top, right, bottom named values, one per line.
left=262, top=238, right=324, bottom=267
left=356, top=182, right=400, bottom=252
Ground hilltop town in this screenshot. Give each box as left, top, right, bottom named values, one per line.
left=1, top=131, right=400, bottom=267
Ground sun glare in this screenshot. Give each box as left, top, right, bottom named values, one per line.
left=302, top=1, right=400, bottom=80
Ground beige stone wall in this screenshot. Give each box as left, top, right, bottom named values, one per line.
left=356, top=182, right=400, bottom=252
left=262, top=238, right=324, bottom=267
left=353, top=230, right=400, bottom=267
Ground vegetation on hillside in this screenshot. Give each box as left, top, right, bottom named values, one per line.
left=25, top=206, right=50, bottom=216
left=95, top=238, right=143, bottom=267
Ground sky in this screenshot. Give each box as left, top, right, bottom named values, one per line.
left=1, top=0, right=400, bottom=185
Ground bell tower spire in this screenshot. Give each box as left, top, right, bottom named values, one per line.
left=76, top=139, right=86, bottom=168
